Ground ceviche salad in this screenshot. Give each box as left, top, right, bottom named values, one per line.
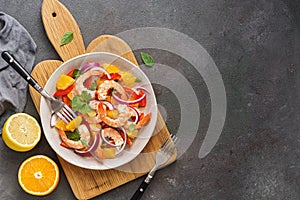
left=52, top=62, right=152, bottom=160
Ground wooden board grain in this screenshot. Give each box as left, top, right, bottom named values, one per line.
left=29, top=0, right=175, bottom=199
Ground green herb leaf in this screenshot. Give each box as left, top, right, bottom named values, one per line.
left=81, top=91, right=92, bottom=102
left=80, top=103, right=92, bottom=114
left=135, top=77, right=142, bottom=82
left=60, top=31, right=74, bottom=46
left=70, top=92, right=92, bottom=114
left=141, top=52, right=154, bottom=67
left=72, top=69, right=80, bottom=79
left=128, top=123, right=135, bottom=133
left=80, top=139, right=88, bottom=147
left=89, top=80, right=97, bottom=91
left=71, top=96, right=82, bottom=111
left=65, top=129, right=80, bottom=141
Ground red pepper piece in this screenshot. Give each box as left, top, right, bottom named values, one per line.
left=119, top=129, right=132, bottom=146
left=109, top=73, right=121, bottom=81
left=62, top=95, right=70, bottom=107
left=137, top=90, right=146, bottom=107
left=66, top=69, right=75, bottom=77
left=53, top=84, right=74, bottom=97
left=60, top=141, right=71, bottom=149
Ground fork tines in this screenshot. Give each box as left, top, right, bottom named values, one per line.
left=57, top=105, right=77, bottom=124
left=161, top=134, right=178, bottom=155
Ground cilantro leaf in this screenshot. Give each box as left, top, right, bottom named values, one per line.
left=60, top=31, right=74, bottom=46
left=80, top=139, right=88, bottom=147
left=135, top=77, right=142, bottom=82
left=80, top=103, right=92, bottom=114
left=81, top=91, right=92, bottom=102
left=89, top=80, right=97, bottom=91
left=141, top=52, right=154, bottom=67
left=70, top=92, right=92, bottom=114
left=72, top=69, right=81, bottom=79
left=65, top=129, right=80, bottom=141
left=128, top=123, right=135, bottom=132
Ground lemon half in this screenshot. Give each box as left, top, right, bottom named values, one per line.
left=2, top=113, right=41, bottom=152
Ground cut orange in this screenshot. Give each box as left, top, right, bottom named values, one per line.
left=18, top=155, right=60, bottom=196
left=2, top=113, right=41, bottom=152
left=56, top=74, right=75, bottom=90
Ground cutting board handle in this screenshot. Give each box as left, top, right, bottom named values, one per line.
left=41, top=0, right=85, bottom=62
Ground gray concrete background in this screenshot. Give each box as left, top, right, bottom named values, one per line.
left=0, top=0, right=300, bottom=199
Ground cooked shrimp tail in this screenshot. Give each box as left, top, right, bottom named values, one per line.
left=58, top=128, right=85, bottom=150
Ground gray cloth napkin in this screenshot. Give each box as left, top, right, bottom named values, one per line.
left=0, top=12, right=37, bottom=133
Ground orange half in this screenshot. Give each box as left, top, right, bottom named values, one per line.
left=18, top=155, right=60, bottom=196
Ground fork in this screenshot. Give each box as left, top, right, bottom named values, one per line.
left=131, top=134, right=178, bottom=200
left=1, top=51, right=77, bottom=124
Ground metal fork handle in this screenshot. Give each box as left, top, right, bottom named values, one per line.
left=131, top=165, right=158, bottom=200
left=1, top=51, right=53, bottom=101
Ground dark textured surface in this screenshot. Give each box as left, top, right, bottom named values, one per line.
left=0, top=0, right=299, bottom=199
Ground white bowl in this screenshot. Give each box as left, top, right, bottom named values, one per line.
left=40, top=52, right=157, bottom=170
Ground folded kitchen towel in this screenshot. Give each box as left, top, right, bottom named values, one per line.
left=0, top=12, right=37, bottom=134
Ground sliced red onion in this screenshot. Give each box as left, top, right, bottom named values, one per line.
left=134, top=86, right=150, bottom=94
left=101, top=100, right=114, bottom=110
left=50, top=112, right=59, bottom=128
left=101, top=129, right=124, bottom=147
left=115, top=127, right=127, bottom=155
left=112, top=92, right=146, bottom=105
left=89, top=67, right=111, bottom=79
left=74, top=133, right=100, bottom=156
left=128, top=106, right=139, bottom=124
left=80, top=62, right=100, bottom=73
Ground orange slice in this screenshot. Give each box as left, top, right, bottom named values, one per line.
left=18, top=155, right=60, bottom=196
left=56, top=74, right=75, bottom=90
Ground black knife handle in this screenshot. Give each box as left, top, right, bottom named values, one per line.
left=1, top=51, right=42, bottom=92
left=131, top=181, right=149, bottom=200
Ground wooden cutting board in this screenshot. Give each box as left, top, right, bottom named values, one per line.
left=29, top=0, right=175, bottom=199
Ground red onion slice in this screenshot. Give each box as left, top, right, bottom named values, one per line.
left=115, top=127, right=127, bottom=155
left=50, top=112, right=59, bottom=128
left=112, top=92, right=146, bottom=105
left=74, top=133, right=100, bottom=156
left=101, top=129, right=124, bottom=147
left=89, top=67, right=111, bottom=79
left=128, top=106, right=140, bottom=124
left=134, top=86, right=150, bottom=94
left=101, top=100, right=114, bottom=110
left=80, top=62, right=100, bottom=73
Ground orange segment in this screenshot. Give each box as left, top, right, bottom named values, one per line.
left=18, top=155, right=60, bottom=196
left=56, top=74, right=75, bottom=90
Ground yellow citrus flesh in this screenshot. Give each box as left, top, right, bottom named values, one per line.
left=65, top=116, right=82, bottom=132
left=104, top=64, right=120, bottom=73
left=18, top=155, right=60, bottom=196
left=2, top=113, right=41, bottom=152
left=56, top=74, right=75, bottom=90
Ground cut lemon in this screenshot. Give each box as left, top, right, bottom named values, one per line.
left=2, top=113, right=41, bottom=152
left=18, top=155, right=60, bottom=196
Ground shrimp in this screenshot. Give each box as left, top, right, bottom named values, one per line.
left=98, top=102, right=131, bottom=128
left=136, top=113, right=151, bottom=129
left=58, top=128, right=85, bottom=150
left=77, top=124, right=91, bottom=144
left=97, top=80, right=127, bottom=100
left=102, top=127, right=124, bottom=146
left=74, top=70, right=102, bottom=98
left=125, top=113, right=151, bottom=130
